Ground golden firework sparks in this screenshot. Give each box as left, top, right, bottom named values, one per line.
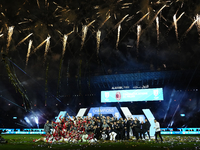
left=147, top=8, right=150, bottom=20
left=87, top=20, right=95, bottom=27
left=133, top=12, right=149, bottom=28
left=33, top=36, right=50, bottom=53
left=81, top=25, right=88, bottom=50
left=168, top=12, right=184, bottom=32
left=16, top=33, right=33, bottom=47
left=177, top=12, right=185, bottom=21
left=156, top=17, right=159, bottom=45
left=6, top=26, right=14, bottom=53
left=96, top=30, right=101, bottom=54
left=1, top=12, right=5, bottom=17
left=62, top=34, right=68, bottom=59
left=183, top=19, right=197, bottom=38
left=195, top=14, right=200, bottom=42
left=148, top=5, right=166, bottom=27
left=121, top=6, right=129, bottom=9
left=173, top=14, right=178, bottom=40
left=99, top=15, right=111, bottom=29
left=94, top=6, right=99, bottom=9
left=114, top=14, right=129, bottom=29
left=56, top=30, right=63, bottom=36
left=137, top=25, right=141, bottom=50
left=26, top=40, right=32, bottom=67
left=116, top=24, right=121, bottom=49
left=18, top=21, right=30, bottom=24
left=123, top=3, right=132, bottom=6
left=183, top=20, right=197, bottom=38
left=126, top=15, right=134, bottom=22
left=44, top=35, right=51, bottom=63
left=36, top=0, right=40, bottom=9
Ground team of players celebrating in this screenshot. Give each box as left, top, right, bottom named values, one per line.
left=34, top=113, right=151, bottom=143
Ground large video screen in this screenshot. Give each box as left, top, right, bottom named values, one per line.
left=101, top=88, right=164, bottom=103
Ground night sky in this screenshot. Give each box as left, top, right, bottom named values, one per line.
left=0, top=0, right=200, bottom=128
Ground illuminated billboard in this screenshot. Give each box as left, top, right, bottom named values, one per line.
left=101, top=88, right=164, bottom=103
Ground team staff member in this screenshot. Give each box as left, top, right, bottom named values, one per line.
left=154, top=119, right=163, bottom=142
left=44, top=120, right=52, bottom=135
left=139, top=121, right=145, bottom=140
left=133, top=120, right=140, bottom=140
left=144, top=119, right=151, bottom=140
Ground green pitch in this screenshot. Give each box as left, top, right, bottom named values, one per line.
left=0, top=134, right=200, bottom=150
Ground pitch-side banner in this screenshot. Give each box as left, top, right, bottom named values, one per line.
left=101, top=88, right=164, bottom=103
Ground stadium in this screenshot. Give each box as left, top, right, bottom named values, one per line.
left=0, top=0, right=200, bottom=149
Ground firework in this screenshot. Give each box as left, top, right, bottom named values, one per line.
left=137, top=25, right=141, bottom=51
left=148, top=5, right=166, bottom=27
left=18, top=21, right=30, bottom=25
left=116, top=24, right=121, bottom=49
left=33, top=37, right=50, bottom=53
left=81, top=25, right=88, bottom=50
left=133, top=12, right=149, bottom=28
left=177, top=12, right=185, bottom=21
left=16, top=33, right=33, bottom=47
left=173, top=14, right=178, bottom=40
left=147, top=8, right=150, bottom=20
left=99, top=15, right=111, bottom=29
left=96, top=30, right=101, bottom=54
left=44, top=35, right=51, bottom=64
left=120, top=12, right=149, bottom=48
left=36, top=0, right=40, bottom=9
left=168, top=12, right=184, bottom=32
left=87, top=20, right=96, bottom=27
left=94, top=5, right=99, bottom=9
left=114, top=14, right=129, bottom=29
left=156, top=17, right=159, bottom=45
left=114, top=13, right=117, bottom=20
left=123, top=3, right=132, bottom=6
left=195, top=14, right=200, bottom=42
left=56, top=30, right=63, bottom=36
left=67, top=27, right=75, bottom=36
left=6, top=26, right=14, bottom=53
left=126, top=15, right=134, bottom=22
left=26, top=40, right=32, bottom=67
left=183, top=19, right=197, bottom=38
left=62, top=34, right=68, bottom=59
left=121, top=6, right=129, bottom=9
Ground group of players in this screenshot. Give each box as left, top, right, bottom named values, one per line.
left=34, top=114, right=152, bottom=143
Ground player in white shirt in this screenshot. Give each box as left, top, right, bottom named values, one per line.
left=82, top=132, right=88, bottom=142
left=154, top=119, right=163, bottom=142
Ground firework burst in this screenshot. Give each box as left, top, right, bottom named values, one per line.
left=16, top=33, right=33, bottom=47
left=81, top=25, right=88, bottom=51
left=62, top=34, right=68, bottom=59
left=195, top=14, right=200, bottom=43
left=6, top=26, right=14, bottom=53
left=96, top=30, right=101, bottom=54
left=137, top=25, right=141, bottom=51
left=26, top=40, right=32, bottom=67
left=116, top=24, right=121, bottom=49
left=44, top=35, right=51, bottom=64
left=173, top=14, right=178, bottom=40
left=156, top=17, right=159, bottom=46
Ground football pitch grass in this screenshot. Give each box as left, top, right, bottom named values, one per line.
left=1, top=134, right=200, bottom=150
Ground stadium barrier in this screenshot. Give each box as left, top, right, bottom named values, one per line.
left=1, top=128, right=200, bottom=135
